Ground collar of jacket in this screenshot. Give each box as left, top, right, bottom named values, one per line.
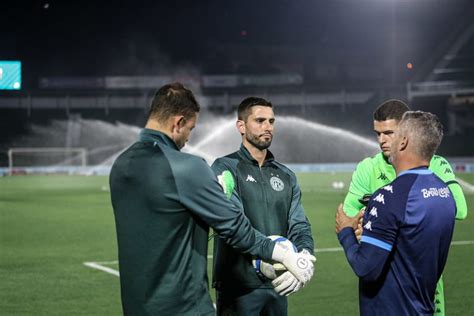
left=238, top=144, right=275, bottom=166
left=139, top=128, right=179, bottom=151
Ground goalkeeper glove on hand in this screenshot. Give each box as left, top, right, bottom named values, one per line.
left=272, top=244, right=316, bottom=285
left=272, top=271, right=302, bottom=296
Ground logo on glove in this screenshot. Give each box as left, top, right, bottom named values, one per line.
left=296, top=257, right=308, bottom=269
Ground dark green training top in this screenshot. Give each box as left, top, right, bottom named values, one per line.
left=110, top=129, right=275, bottom=316
left=211, top=145, right=314, bottom=290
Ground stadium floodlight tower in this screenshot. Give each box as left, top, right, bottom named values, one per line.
left=7, top=147, right=88, bottom=176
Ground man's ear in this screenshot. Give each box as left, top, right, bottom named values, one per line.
left=172, top=115, right=186, bottom=132
left=236, top=120, right=245, bottom=135
left=399, top=136, right=408, bottom=151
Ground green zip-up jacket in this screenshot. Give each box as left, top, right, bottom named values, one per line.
left=110, top=129, right=275, bottom=316
left=211, top=145, right=314, bottom=290
left=344, top=152, right=468, bottom=219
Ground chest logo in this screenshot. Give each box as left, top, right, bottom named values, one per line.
left=270, top=176, right=284, bottom=191
left=246, top=174, right=257, bottom=183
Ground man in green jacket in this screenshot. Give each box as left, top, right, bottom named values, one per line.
left=212, top=97, right=315, bottom=316
left=343, top=99, right=468, bottom=315
left=110, top=83, right=315, bottom=316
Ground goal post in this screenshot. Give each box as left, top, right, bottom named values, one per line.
left=8, top=147, right=88, bottom=175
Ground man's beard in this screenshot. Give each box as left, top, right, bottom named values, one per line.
left=246, top=133, right=272, bottom=150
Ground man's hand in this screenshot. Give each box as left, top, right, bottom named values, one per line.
left=335, top=203, right=364, bottom=234
left=272, top=271, right=302, bottom=296
left=354, top=207, right=365, bottom=241
left=271, top=244, right=316, bottom=285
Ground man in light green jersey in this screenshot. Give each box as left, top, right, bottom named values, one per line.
left=343, top=99, right=468, bottom=315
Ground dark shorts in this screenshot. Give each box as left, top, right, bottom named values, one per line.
left=216, top=288, right=288, bottom=316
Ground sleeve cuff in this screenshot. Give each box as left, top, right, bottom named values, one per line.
left=271, top=242, right=287, bottom=262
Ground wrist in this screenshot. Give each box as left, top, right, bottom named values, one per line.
left=300, top=248, right=313, bottom=255
left=338, top=227, right=358, bottom=247
left=337, top=227, right=354, bottom=239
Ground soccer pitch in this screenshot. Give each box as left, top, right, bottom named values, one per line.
left=1, top=173, right=473, bottom=315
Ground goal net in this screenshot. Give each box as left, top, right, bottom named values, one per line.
left=8, top=147, right=88, bottom=175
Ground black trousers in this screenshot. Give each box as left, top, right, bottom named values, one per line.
left=216, top=288, right=288, bottom=316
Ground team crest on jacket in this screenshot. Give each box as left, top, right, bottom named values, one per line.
left=270, top=176, right=284, bottom=191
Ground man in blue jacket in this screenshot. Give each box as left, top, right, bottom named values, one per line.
left=336, top=111, right=456, bottom=315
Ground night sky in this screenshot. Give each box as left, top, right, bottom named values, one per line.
left=3, top=0, right=474, bottom=84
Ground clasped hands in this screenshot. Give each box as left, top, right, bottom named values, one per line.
left=335, top=203, right=365, bottom=241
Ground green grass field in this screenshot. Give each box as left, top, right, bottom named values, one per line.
left=1, top=173, right=473, bottom=315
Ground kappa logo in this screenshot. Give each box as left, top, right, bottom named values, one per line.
left=270, top=176, right=284, bottom=191
left=369, top=206, right=378, bottom=218
left=382, top=185, right=393, bottom=193
left=373, top=193, right=385, bottom=204
left=246, top=175, right=257, bottom=183
left=377, top=173, right=388, bottom=181
left=440, top=160, right=448, bottom=166
left=364, top=220, right=372, bottom=231
left=444, top=168, right=452, bottom=174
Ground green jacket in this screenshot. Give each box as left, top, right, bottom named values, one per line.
left=211, top=145, right=314, bottom=290
left=344, top=152, right=468, bottom=219
left=110, top=129, right=275, bottom=315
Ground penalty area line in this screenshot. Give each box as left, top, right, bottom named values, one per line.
left=84, top=240, right=474, bottom=277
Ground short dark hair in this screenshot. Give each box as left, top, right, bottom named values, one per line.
left=148, top=82, right=200, bottom=122
left=398, top=111, right=444, bottom=161
left=237, top=97, right=273, bottom=121
left=373, top=99, right=410, bottom=121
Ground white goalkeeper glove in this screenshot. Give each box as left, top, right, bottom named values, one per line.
left=272, top=245, right=316, bottom=285
left=272, top=271, right=302, bottom=296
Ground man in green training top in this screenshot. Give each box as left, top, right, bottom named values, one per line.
left=343, top=99, right=468, bottom=315
left=211, top=97, right=314, bottom=316
left=110, top=83, right=316, bottom=315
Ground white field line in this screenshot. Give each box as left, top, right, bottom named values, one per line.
left=451, top=240, right=474, bottom=246
left=457, top=177, right=474, bottom=193
left=83, top=262, right=120, bottom=276
left=84, top=240, right=474, bottom=277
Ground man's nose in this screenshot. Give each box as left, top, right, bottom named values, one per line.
left=264, top=121, right=274, bottom=131
left=378, top=134, right=386, bottom=144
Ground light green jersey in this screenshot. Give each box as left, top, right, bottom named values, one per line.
left=344, top=152, right=468, bottom=219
